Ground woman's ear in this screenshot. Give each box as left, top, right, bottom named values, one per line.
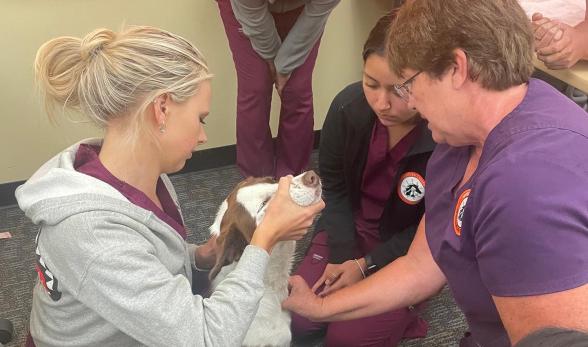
left=451, top=48, right=469, bottom=89
left=152, top=93, right=170, bottom=127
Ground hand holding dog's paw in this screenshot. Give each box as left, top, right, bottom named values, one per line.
left=252, top=175, right=325, bottom=252
left=283, top=275, right=325, bottom=321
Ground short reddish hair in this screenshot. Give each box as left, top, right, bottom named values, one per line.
left=387, top=0, right=534, bottom=91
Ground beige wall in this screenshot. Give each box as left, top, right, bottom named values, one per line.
left=0, top=1, right=392, bottom=184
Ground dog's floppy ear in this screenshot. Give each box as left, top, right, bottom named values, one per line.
left=209, top=224, right=248, bottom=280
left=209, top=202, right=257, bottom=280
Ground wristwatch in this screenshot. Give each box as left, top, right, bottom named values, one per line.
left=364, top=254, right=378, bottom=276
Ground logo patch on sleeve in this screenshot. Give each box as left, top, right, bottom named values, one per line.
left=398, top=172, right=426, bottom=205
left=453, top=189, right=471, bottom=236
left=35, top=231, right=62, bottom=301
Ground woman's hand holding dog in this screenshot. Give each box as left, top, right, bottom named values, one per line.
left=251, top=175, right=325, bottom=253
left=194, top=235, right=218, bottom=270
left=313, top=260, right=366, bottom=297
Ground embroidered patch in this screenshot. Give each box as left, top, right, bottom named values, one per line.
left=35, top=230, right=62, bottom=301
left=453, top=189, right=471, bottom=236
left=398, top=172, right=426, bottom=205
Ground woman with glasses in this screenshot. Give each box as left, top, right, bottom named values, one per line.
left=290, top=12, right=434, bottom=347
left=285, top=0, right=588, bottom=346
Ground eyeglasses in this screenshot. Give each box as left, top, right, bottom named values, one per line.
left=393, top=71, right=422, bottom=102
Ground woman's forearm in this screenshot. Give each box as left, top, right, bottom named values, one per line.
left=314, top=217, right=446, bottom=321
left=317, top=254, right=445, bottom=321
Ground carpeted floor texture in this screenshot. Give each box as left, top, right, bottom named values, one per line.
left=0, top=153, right=467, bottom=347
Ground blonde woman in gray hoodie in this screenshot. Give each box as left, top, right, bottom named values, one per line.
left=17, top=26, right=324, bottom=347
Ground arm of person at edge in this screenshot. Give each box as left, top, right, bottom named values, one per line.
left=311, top=89, right=361, bottom=296
left=317, top=224, right=419, bottom=297
left=283, top=215, right=447, bottom=321
left=230, top=0, right=339, bottom=96
left=230, top=0, right=281, bottom=62
left=229, top=0, right=282, bottom=90
left=531, top=0, right=588, bottom=69
left=493, top=284, right=588, bottom=345
left=273, top=0, right=340, bottom=95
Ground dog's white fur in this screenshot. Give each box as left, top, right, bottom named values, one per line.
left=209, top=172, right=321, bottom=347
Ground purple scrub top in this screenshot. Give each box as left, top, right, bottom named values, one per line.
left=425, top=78, right=588, bottom=346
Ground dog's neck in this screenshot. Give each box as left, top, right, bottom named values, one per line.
left=263, top=240, right=295, bottom=293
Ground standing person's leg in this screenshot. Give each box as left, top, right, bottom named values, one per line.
left=272, top=9, right=319, bottom=178
left=290, top=231, right=330, bottom=338
left=218, top=0, right=275, bottom=178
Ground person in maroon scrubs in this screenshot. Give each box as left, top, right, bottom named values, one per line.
left=290, top=13, right=434, bottom=347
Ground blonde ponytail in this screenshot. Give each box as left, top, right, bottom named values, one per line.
left=34, top=26, right=213, bottom=138
left=34, top=36, right=86, bottom=121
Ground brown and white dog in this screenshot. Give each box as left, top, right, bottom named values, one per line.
left=208, top=171, right=321, bottom=347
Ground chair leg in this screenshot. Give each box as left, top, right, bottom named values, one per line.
left=565, top=85, right=588, bottom=111
left=0, top=318, right=13, bottom=345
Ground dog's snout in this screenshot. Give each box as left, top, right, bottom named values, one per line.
left=302, top=170, right=319, bottom=188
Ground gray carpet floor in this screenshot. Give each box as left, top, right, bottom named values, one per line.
left=0, top=153, right=467, bottom=347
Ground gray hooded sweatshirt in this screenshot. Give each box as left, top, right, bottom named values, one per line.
left=230, top=0, right=340, bottom=74
left=16, top=139, right=269, bottom=347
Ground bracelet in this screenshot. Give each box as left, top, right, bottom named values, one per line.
left=364, top=254, right=378, bottom=276
left=353, top=258, right=366, bottom=279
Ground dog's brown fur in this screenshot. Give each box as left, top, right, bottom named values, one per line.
left=209, top=176, right=275, bottom=280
